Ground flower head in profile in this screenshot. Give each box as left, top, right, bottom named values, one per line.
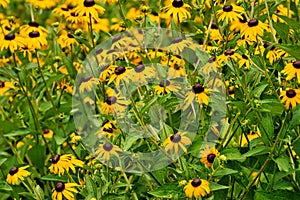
left=154, top=79, right=180, bottom=95
left=238, top=54, right=251, bottom=69
left=52, top=182, right=79, bottom=200
left=43, top=128, right=54, bottom=139
left=184, top=178, right=210, bottom=198
left=282, top=60, right=300, bottom=83
left=6, top=166, right=30, bottom=185
left=216, top=4, right=244, bottom=23
left=100, top=89, right=130, bottom=115
left=49, top=154, right=84, bottom=176
left=96, top=142, right=122, bottom=161
left=78, top=75, right=98, bottom=93
left=261, top=42, right=285, bottom=64
left=200, top=145, right=220, bottom=168
left=161, top=0, right=191, bottom=24
left=240, top=129, right=261, bottom=147
left=163, top=132, right=192, bottom=154
left=208, top=22, right=223, bottom=41
left=280, top=88, right=300, bottom=109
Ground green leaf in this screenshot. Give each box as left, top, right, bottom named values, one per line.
left=222, top=148, right=246, bottom=162
left=0, top=181, right=12, bottom=191
left=276, top=15, right=300, bottom=30
left=275, top=44, right=300, bottom=60
left=274, top=156, right=290, bottom=172
left=209, top=182, right=229, bottom=191
left=293, top=139, right=300, bottom=157
left=34, top=185, right=45, bottom=200
left=252, top=84, right=269, bottom=98
left=41, top=174, right=68, bottom=182
left=27, top=144, right=46, bottom=170
left=123, top=136, right=140, bottom=151
left=290, top=107, right=300, bottom=128
left=0, top=158, right=7, bottom=166
left=243, top=146, right=270, bottom=157
left=273, top=181, right=294, bottom=191
left=85, top=175, right=97, bottom=198
left=4, top=128, right=31, bottom=137
left=213, top=168, right=238, bottom=177
left=148, top=184, right=181, bottom=198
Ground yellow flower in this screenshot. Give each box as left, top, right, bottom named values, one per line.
left=216, top=4, right=244, bottom=23
left=230, top=14, right=247, bottom=32
left=217, top=49, right=242, bottom=65
left=239, top=129, right=261, bottom=147
left=163, top=37, right=193, bottom=55
left=282, top=60, right=300, bottom=83
left=262, top=43, right=285, bottom=64
left=78, top=76, right=98, bottom=93
left=96, top=142, right=122, bottom=161
left=241, top=19, right=269, bottom=40
left=0, top=0, right=9, bottom=8
left=0, top=33, right=24, bottom=53
left=161, top=0, right=191, bottom=24
left=26, top=0, right=59, bottom=9
left=107, top=65, right=129, bottom=87
left=96, top=120, right=118, bottom=139
left=0, top=80, right=14, bottom=96
left=200, top=145, right=220, bottom=168
left=25, top=30, right=48, bottom=49
left=163, top=132, right=192, bottom=154
left=43, top=128, right=54, bottom=139
left=75, top=0, right=105, bottom=22
left=57, top=32, right=79, bottom=49
left=154, top=79, right=180, bottom=95
left=125, top=64, right=156, bottom=84
left=184, top=179, right=210, bottom=198
left=280, top=88, right=300, bottom=109
left=49, top=154, right=84, bottom=176
left=19, top=21, right=48, bottom=37
left=238, top=54, right=251, bottom=69
left=100, top=89, right=130, bottom=115
left=272, top=4, right=293, bottom=23
left=183, top=84, right=209, bottom=110
left=52, top=182, right=79, bottom=200
left=208, top=22, right=223, bottom=41
left=6, top=166, right=30, bottom=185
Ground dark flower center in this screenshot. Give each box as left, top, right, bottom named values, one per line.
left=134, top=64, right=145, bottom=73
left=242, top=54, right=248, bottom=59
left=172, top=37, right=183, bottom=43
left=67, top=33, right=74, bottom=38
left=293, top=61, right=300, bottom=69
left=211, top=22, right=218, bottom=29
left=248, top=19, right=259, bottom=27
left=4, top=33, right=15, bottom=41
left=286, top=89, right=296, bottom=98
left=9, top=167, right=18, bottom=175
left=112, top=35, right=121, bottom=43
left=102, top=120, right=109, bottom=126
left=207, top=153, right=216, bottom=163
left=0, top=81, right=5, bottom=88
left=71, top=12, right=78, bottom=17
left=159, top=80, right=170, bottom=87
left=263, top=42, right=275, bottom=50
left=115, top=66, right=126, bottom=75
left=191, top=179, right=202, bottom=187
left=225, top=49, right=234, bottom=56
left=51, top=155, right=61, bottom=164
left=208, top=57, right=216, bottom=63
left=103, top=143, right=113, bottom=151
left=228, top=87, right=235, bottom=95
left=28, top=21, right=39, bottom=27
left=55, top=182, right=65, bottom=192
left=5, top=26, right=11, bottom=31
left=192, top=84, right=204, bottom=94
left=172, top=0, right=184, bottom=8
left=61, top=7, right=69, bottom=11
left=84, top=0, right=95, bottom=7
left=103, top=128, right=113, bottom=133
left=29, top=31, right=40, bottom=38
left=223, top=5, right=233, bottom=12
left=106, top=96, right=117, bottom=105
left=43, top=128, right=50, bottom=134
left=170, top=133, right=181, bottom=143
left=82, top=76, right=92, bottom=82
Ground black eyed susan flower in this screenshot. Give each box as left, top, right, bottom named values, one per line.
left=272, top=4, right=293, bottom=23
left=96, top=142, right=122, bottom=161
left=0, top=0, right=9, bottom=8
left=184, top=178, right=210, bottom=199
left=201, top=57, right=219, bottom=74
left=66, top=11, right=85, bottom=24
left=79, top=76, right=98, bottom=93
left=282, top=60, right=300, bottom=83
left=0, top=33, right=24, bottom=53
left=100, top=89, right=130, bottom=115
left=228, top=86, right=235, bottom=98
left=230, top=14, right=247, bottom=32
left=6, top=166, right=30, bottom=185
left=200, top=145, right=220, bottom=168
left=0, top=80, right=14, bottom=96
left=183, top=84, right=209, bottom=110
left=241, top=19, right=269, bottom=40
left=261, top=43, right=285, bottom=64
left=57, top=31, right=79, bottom=49
left=99, top=64, right=113, bottom=83
left=163, top=37, right=193, bottom=55
left=52, top=4, right=75, bottom=17
left=216, top=4, right=244, bottom=23
left=97, top=120, right=118, bottom=139
left=161, top=0, right=191, bottom=24
left=238, top=54, right=251, bottom=69
left=108, top=65, right=129, bottom=86
left=25, top=30, right=48, bottom=49
left=217, top=49, right=242, bottom=65
left=19, top=21, right=48, bottom=37
left=126, top=64, right=156, bottom=84
left=280, top=88, right=300, bottom=109
left=75, top=0, right=105, bottom=22
left=26, top=0, right=59, bottom=9
left=43, top=128, right=54, bottom=139
left=163, top=132, right=192, bottom=154
left=49, top=154, right=84, bottom=176
left=240, top=129, right=261, bottom=147
left=208, top=22, right=223, bottom=41
left=52, top=182, right=79, bottom=200
left=154, top=79, right=180, bottom=95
